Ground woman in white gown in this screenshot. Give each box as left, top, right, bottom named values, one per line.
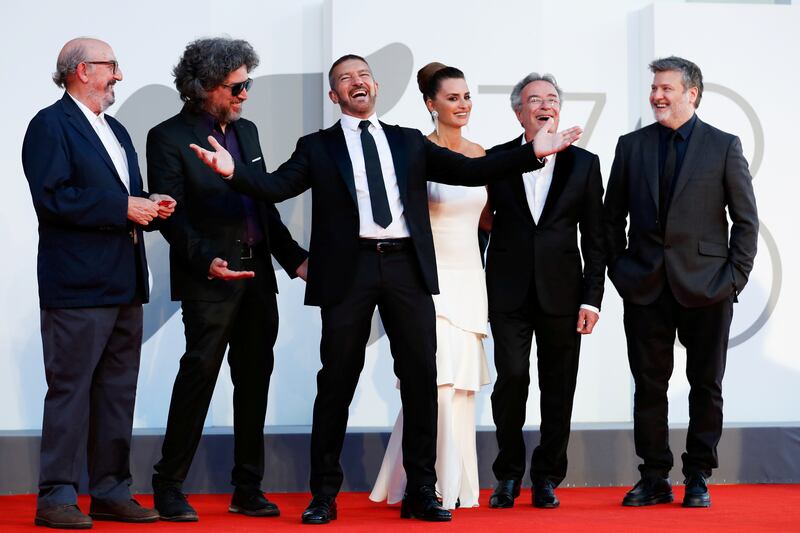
left=370, top=62, right=491, bottom=510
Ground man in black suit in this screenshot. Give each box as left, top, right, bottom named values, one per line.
left=604, top=56, right=758, bottom=508
left=190, top=54, right=581, bottom=524
left=22, top=37, right=173, bottom=528
left=147, top=38, right=307, bottom=521
left=485, top=74, right=605, bottom=510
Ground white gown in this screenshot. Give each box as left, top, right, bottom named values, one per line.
left=369, top=181, right=490, bottom=510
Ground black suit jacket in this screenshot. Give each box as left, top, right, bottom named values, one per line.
left=486, top=137, right=605, bottom=315
left=603, top=117, right=758, bottom=307
left=227, top=120, right=543, bottom=307
left=22, top=93, right=152, bottom=308
left=146, top=106, right=307, bottom=302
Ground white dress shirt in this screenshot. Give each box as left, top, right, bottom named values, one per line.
left=520, top=137, right=599, bottom=316
left=68, top=92, right=131, bottom=192
left=340, top=113, right=410, bottom=238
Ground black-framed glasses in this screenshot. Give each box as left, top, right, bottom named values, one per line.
left=85, top=60, right=119, bottom=75
left=222, top=78, right=252, bottom=97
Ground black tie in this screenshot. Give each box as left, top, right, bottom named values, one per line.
left=359, top=120, right=393, bottom=228
left=659, top=130, right=679, bottom=230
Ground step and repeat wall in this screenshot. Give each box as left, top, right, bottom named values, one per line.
left=1, top=0, right=796, bottom=432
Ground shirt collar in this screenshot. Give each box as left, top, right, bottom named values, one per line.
left=67, top=91, right=105, bottom=124
left=660, top=112, right=697, bottom=141
left=341, top=113, right=379, bottom=132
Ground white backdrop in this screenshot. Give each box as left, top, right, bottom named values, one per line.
left=1, top=0, right=797, bottom=432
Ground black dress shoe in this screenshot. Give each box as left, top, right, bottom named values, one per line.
left=489, top=479, right=521, bottom=509
left=622, top=476, right=674, bottom=506
left=229, top=490, right=280, bottom=517
left=533, top=480, right=560, bottom=508
left=682, top=473, right=711, bottom=508
left=153, top=486, right=198, bottom=522
left=35, top=505, right=92, bottom=529
left=89, top=498, right=159, bottom=522
left=301, top=496, right=336, bottom=524
left=400, top=485, right=452, bottom=521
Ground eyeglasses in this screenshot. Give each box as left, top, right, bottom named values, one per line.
left=85, top=60, right=119, bottom=75
left=221, top=78, right=253, bottom=97
left=527, top=97, right=561, bottom=108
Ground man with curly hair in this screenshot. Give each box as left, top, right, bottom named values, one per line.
left=148, top=37, right=308, bottom=521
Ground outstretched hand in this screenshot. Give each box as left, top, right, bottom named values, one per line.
left=208, top=257, right=255, bottom=281
left=533, top=118, right=583, bottom=158
left=190, top=136, right=235, bottom=177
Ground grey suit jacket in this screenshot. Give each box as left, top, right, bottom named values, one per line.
left=603, top=116, right=758, bottom=307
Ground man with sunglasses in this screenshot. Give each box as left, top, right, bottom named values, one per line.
left=23, top=37, right=174, bottom=528
left=484, top=73, right=605, bottom=510
left=147, top=37, right=307, bottom=522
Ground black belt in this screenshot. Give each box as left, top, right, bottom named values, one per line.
left=358, top=238, right=411, bottom=253
left=238, top=241, right=262, bottom=260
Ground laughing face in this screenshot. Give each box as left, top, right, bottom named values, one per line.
left=328, top=58, right=378, bottom=119
left=515, top=80, right=560, bottom=142
left=84, top=41, right=122, bottom=113
left=650, top=69, right=697, bottom=130
left=427, top=77, right=472, bottom=129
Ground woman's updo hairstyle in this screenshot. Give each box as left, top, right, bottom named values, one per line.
left=416, top=62, right=465, bottom=103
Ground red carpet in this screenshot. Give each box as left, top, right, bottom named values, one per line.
left=1, top=485, right=797, bottom=532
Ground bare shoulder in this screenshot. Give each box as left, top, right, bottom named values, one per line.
left=463, top=138, right=486, bottom=158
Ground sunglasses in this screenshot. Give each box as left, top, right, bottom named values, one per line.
left=221, top=78, right=253, bottom=97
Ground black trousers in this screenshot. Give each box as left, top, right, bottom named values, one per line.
left=623, top=285, right=733, bottom=479
left=490, top=288, right=581, bottom=486
left=154, top=255, right=278, bottom=491
left=309, top=246, right=438, bottom=497
left=38, top=304, right=143, bottom=509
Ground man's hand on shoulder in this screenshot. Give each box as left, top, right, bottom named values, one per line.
left=533, top=118, right=582, bottom=158
left=190, top=136, right=235, bottom=177
left=127, top=197, right=160, bottom=226
left=208, top=257, right=255, bottom=280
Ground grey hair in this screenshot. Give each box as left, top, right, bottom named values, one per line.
left=52, top=41, right=89, bottom=88
left=510, top=73, right=563, bottom=111
left=173, top=37, right=259, bottom=107
left=649, top=56, right=704, bottom=108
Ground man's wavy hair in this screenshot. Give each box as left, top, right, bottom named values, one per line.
left=173, top=37, right=259, bottom=108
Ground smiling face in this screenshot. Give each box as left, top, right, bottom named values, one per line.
left=82, top=40, right=123, bottom=114
left=328, top=58, right=378, bottom=119
left=203, top=65, right=249, bottom=124
left=427, top=77, right=471, bottom=129
left=650, top=69, right=697, bottom=130
left=515, top=80, right=560, bottom=141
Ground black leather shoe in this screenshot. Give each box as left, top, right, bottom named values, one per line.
left=489, top=479, right=521, bottom=509
left=35, top=505, right=92, bottom=529
left=532, top=480, right=560, bottom=508
left=301, top=496, right=336, bottom=524
left=400, top=485, right=452, bottom=521
left=622, top=476, right=674, bottom=506
left=153, top=486, right=198, bottom=522
left=229, top=489, right=280, bottom=517
left=89, top=498, right=159, bottom=522
left=682, top=473, right=711, bottom=508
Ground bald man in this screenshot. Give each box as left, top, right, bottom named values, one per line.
left=22, top=38, right=173, bottom=528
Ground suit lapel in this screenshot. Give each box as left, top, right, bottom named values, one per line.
left=643, top=125, right=660, bottom=209
left=61, top=94, right=125, bottom=190
left=381, top=122, right=408, bottom=205
left=322, top=121, right=357, bottom=205
left=501, top=135, right=535, bottom=226
left=231, top=120, right=261, bottom=166
left=106, top=117, right=139, bottom=195
left=669, top=118, right=708, bottom=206
left=539, top=147, right=574, bottom=224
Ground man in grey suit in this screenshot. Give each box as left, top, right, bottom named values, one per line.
left=604, top=56, right=758, bottom=508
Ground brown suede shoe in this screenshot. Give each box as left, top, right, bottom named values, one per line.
left=89, top=498, right=159, bottom=522
left=34, top=505, right=92, bottom=529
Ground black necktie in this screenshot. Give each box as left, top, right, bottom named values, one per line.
left=659, top=130, right=679, bottom=230
left=359, top=120, right=393, bottom=228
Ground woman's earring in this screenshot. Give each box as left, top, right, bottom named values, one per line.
left=431, top=110, right=439, bottom=135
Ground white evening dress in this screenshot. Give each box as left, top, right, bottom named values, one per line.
left=369, top=181, right=491, bottom=510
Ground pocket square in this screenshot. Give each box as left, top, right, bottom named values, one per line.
left=251, top=156, right=262, bottom=163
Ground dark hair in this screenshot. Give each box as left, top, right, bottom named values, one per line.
left=649, top=56, right=704, bottom=108
left=173, top=37, right=259, bottom=108
left=328, top=54, right=370, bottom=89
left=416, top=62, right=465, bottom=103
